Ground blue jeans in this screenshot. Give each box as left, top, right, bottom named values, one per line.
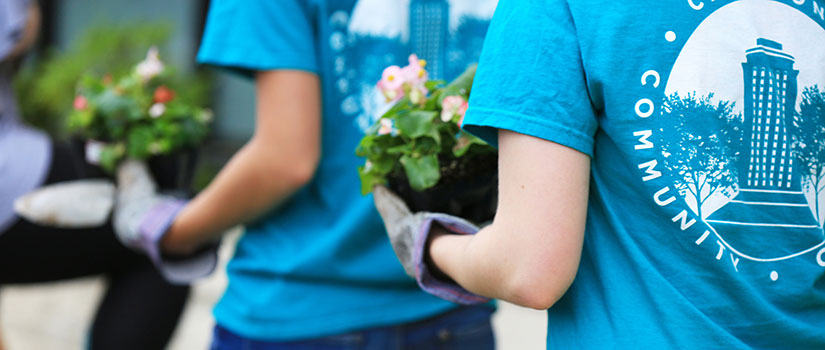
left=210, top=305, right=495, bottom=350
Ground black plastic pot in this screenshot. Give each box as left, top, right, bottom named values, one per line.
left=71, top=138, right=198, bottom=196
left=146, top=150, right=198, bottom=196
left=388, top=153, right=498, bottom=225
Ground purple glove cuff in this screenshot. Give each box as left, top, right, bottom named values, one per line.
left=138, top=199, right=188, bottom=264
left=137, top=199, right=219, bottom=285
left=414, top=213, right=490, bottom=305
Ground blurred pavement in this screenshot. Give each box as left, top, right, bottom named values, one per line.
left=0, top=230, right=546, bottom=349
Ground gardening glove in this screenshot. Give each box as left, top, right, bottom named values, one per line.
left=114, top=159, right=217, bottom=284
left=14, top=180, right=115, bottom=228
left=373, top=185, right=489, bottom=305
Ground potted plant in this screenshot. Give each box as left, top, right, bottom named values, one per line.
left=67, top=47, right=212, bottom=193
left=356, top=55, right=497, bottom=224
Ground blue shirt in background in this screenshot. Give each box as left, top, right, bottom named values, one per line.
left=464, top=0, right=825, bottom=348
left=197, top=0, right=497, bottom=341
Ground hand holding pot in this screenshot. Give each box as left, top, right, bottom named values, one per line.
left=373, top=185, right=489, bottom=304
left=114, top=159, right=217, bottom=284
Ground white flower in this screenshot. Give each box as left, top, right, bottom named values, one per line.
left=148, top=142, right=162, bottom=154
left=84, top=140, right=106, bottom=165
left=135, top=46, right=164, bottom=81
left=408, top=85, right=426, bottom=105
left=197, top=109, right=214, bottom=123
left=378, top=118, right=394, bottom=135
left=149, top=103, right=166, bottom=118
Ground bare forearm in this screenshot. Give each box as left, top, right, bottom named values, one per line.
left=428, top=226, right=512, bottom=299
left=430, top=222, right=579, bottom=309
left=162, top=140, right=312, bottom=254
left=160, top=70, right=321, bottom=255
left=427, top=130, right=590, bottom=310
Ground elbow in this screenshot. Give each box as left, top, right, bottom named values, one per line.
left=273, top=156, right=317, bottom=193
left=251, top=138, right=320, bottom=190
left=282, top=155, right=318, bottom=188
left=506, top=278, right=566, bottom=310
left=502, top=260, right=579, bottom=310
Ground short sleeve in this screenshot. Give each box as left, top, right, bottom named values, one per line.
left=462, top=0, right=598, bottom=156
left=196, top=0, right=318, bottom=77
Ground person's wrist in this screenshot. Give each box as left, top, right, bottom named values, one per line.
left=159, top=219, right=197, bottom=256
left=425, top=224, right=455, bottom=282
left=413, top=216, right=489, bottom=305
left=137, top=199, right=190, bottom=256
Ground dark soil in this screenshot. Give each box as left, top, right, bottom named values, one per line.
left=388, top=152, right=498, bottom=224
left=71, top=139, right=198, bottom=196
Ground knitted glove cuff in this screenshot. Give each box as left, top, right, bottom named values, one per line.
left=139, top=200, right=218, bottom=284
left=414, top=213, right=490, bottom=305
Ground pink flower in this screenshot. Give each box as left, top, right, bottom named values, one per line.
left=402, top=54, right=428, bottom=85
left=378, top=118, right=394, bottom=135
left=457, top=101, right=469, bottom=126
left=73, top=95, right=88, bottom=110
left=377, top=65, right=404, bottom=102
left=440, top=95, right=468, bottom=122
left=376, top=54, right=430, bottom=103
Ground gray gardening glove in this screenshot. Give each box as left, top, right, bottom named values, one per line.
left=114, top=159, right=217, bottom=284
left=14, top=180, right=115, bottom=228
left=373, top=185, right=489, bottom=304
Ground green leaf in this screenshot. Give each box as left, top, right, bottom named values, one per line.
left=412, top=137, right=439, bottom=155
left=453, top=132, right=490, bottom=157
left=400, top=154, right=440, bottom=191
left=66, top=109, right=94, bottom=131
left=424, top=89, right=443, bottom=110
left=386, top=143, right=413, bottom=155
left=440, top=64, right=477, bottom=101
left=358, top=164, right=387, bottom=195
left=99, top=143, right=125, bottom=173
left=355, top=135, right=375, bottom=157
left=424, top=80, right=446, bottom=91
left=395, top=110, right=436, bottom=136
left=372, top=154, right=398, bottom=175
left=380, top=97, right=413, bottom=120
left=126, top=126, right=155, bottom=159
left=395, top=110, right=441, bottom=144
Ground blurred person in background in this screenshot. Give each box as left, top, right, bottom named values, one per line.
left=113, top=0, right=501, bottom=349
left=0, top=1, right=189, bottom=349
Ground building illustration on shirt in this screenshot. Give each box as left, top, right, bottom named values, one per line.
left=642, top=0, right=825, bottom=281
left=703, top=38, right=823, bottom=262
left=328, top=0, right=495, bottom=132
left=409, top=0, right=449, bottom=80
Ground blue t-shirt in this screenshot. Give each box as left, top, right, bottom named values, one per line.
left=197, top=0, right=497, bottom=341
left=464, top=0, right=825, bottom=348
